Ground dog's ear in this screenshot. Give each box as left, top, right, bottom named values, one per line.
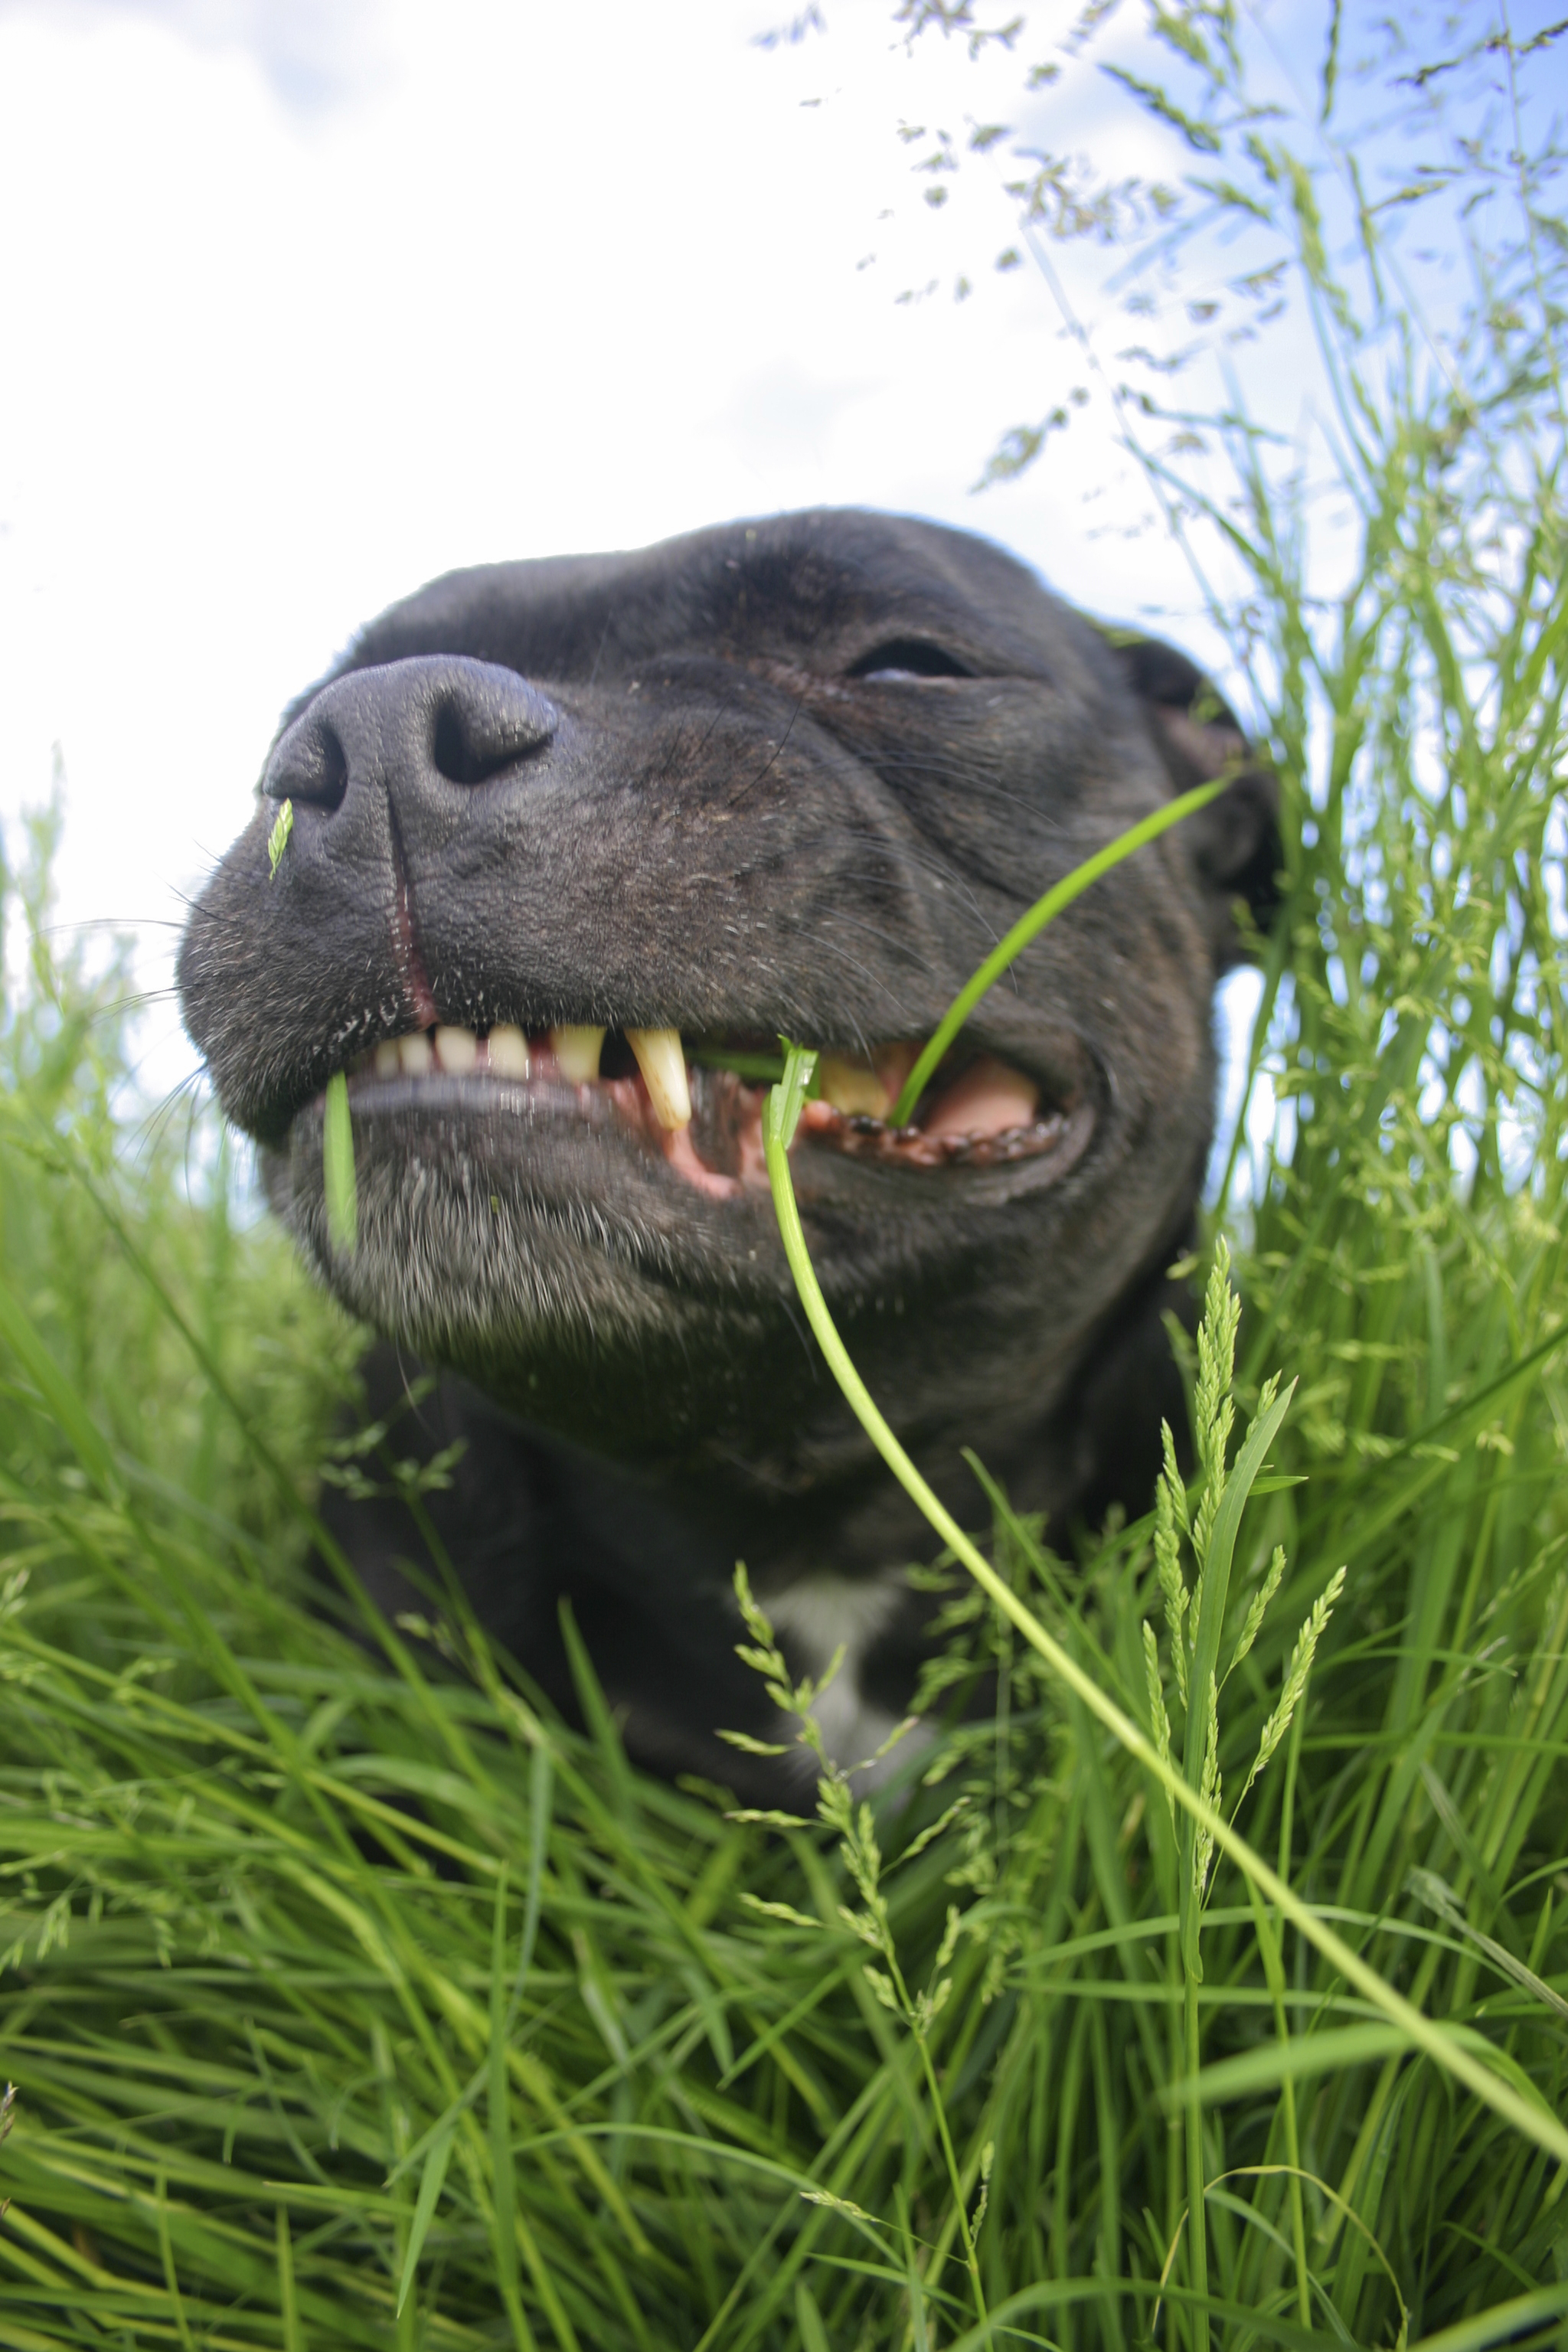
left=1112, top=634, right=1282, bottom=969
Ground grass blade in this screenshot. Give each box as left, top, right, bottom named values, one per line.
left=889, top=779, right=1223, bottom=1125
left=395, top=2122, right=454, bottom=2318
left=323, top=1070, right=358, bottom=1256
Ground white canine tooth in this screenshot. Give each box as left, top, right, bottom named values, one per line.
left=551, top=1024, right=606, bottom=1083
left=398, top=1030, right=435, bottom=1076
left=433, top=1024, right=479, bottom=1074
left=626, top=1025, right=691, bottom=1130
left=374, top=1039, right=401, bottom=1080
left=486, top=1022, right=530, bottom=1080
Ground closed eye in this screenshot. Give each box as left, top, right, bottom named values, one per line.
left=846, top=639, right=974, bottom=682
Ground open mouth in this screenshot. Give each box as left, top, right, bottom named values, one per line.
left=335, top=1021, right=1080, bottom=1202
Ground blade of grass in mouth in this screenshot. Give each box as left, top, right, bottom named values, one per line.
left=324, top=1069, right=358, bottom=1255
left=688, top=1047, right=790, bottom=1083
left=887, top=777, right=1227, bottom=1127
left=693, top=782, right=1225, bottom=1109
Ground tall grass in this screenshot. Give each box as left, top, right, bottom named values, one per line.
left=3, top=4, right=1568, bottom=2342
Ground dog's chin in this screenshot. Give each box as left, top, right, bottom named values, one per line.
left=263, top=1040, right=1102, bottom=1452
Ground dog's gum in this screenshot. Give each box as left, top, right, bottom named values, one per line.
left=661, top=1118, right=741, bottom=1197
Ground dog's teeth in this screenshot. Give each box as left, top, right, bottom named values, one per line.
left=434, top=1025, right=479, bottom=1074
left=626, top=1027, right=691, bottom=1130
left=486, top=1023, right=530, bottom=1079
left=374, top=1039, right=401, bottom=1080
left=551, top=1024, right=606, bottom=1083
left=399, top=1030, right=435, bottom=1076
left=817, top=1053, right=893, bottom=1121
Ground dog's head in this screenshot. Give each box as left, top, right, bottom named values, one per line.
left=178, top=510, right=1277, bottom=1491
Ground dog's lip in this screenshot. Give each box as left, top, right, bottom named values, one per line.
left=296, top=1022, right=1093, bottom=1203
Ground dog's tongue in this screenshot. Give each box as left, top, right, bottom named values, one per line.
left=918, top=1056, right=1041, bottom=1142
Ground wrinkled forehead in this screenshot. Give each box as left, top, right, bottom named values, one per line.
left=330, top=509, right=1070, bottom=693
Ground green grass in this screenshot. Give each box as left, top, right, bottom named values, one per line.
left=3, top=874, right=1567, bottom=2350
left=4, top=8, right=1568, bottom=2341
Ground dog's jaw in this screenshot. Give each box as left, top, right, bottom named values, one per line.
left=256, top=1015, right=1112, bottom=1477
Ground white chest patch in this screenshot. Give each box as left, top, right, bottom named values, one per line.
left=765, top=1568, right=930, bottom=1786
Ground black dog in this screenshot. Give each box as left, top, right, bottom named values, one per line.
left=178, top=510, right=1276, bottom=1788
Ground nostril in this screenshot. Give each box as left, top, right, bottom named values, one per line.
left=430, top=675, right=558, bottom=787
left=266, top=715, right=348, bottom=812
left=310, top=725, right=348, bottom=811
left=433, top=700, right=498, bottom=786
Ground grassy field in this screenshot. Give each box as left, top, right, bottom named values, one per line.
left=3, top=7, right=1568, bottom=2346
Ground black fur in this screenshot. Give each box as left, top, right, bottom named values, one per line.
left=178, top=509, right=1277, bottom=1788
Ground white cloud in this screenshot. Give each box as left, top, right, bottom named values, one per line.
left=0, top=0, right=388, bottom=108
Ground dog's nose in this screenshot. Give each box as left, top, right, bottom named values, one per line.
left=263, top=656, right=559, bottom=813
